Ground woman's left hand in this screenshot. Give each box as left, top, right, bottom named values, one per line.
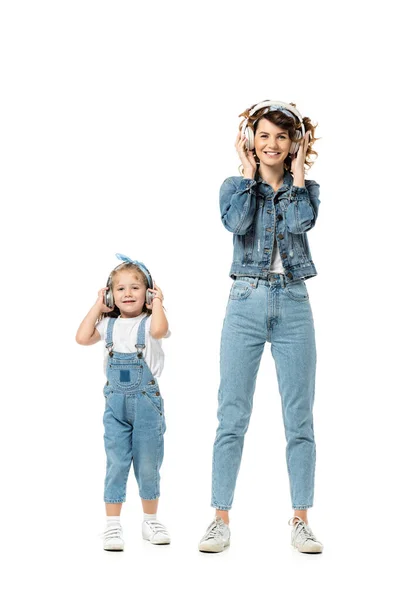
left=291, top=130, right=311, bottom=182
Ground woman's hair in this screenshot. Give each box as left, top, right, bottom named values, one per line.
left=238, top=102, right=319, bottom=173
left=98, top=263, right=152, bottom=321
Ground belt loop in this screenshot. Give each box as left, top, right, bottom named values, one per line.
left=281, top=274, right=286, bottom=288
left=253, top=277, right=259, bottom=288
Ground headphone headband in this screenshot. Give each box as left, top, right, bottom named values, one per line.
left=248, top=100, right=304, bottom=125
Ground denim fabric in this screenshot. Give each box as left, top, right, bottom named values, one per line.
left=212, top=274, right=317, bottom=510
left=220, top=171, right=320, bottom=282
left=103, top=316, right=166, bottom=503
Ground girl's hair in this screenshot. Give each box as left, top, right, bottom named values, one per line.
left=98, top=263, right=152, bottom=321
left=238, top=102, right=319, bottom=173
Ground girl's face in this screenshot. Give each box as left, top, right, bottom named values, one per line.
left=254, top=118, right=292, bottom=169
left=112, top=270, right=147, bottom=318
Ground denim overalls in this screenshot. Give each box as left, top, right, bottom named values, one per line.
left=103, top=316, right=166, bottom=503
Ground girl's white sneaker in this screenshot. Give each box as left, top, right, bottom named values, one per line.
left=142, top=519, right=171, bottom=544
left=103, top=522, right=124, bottom=551
left=288, top=517, right=323, bottom=553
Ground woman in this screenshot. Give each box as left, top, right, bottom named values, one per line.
left=198, top=100, right=323, bottom=554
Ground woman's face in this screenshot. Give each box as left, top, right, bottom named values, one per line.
left=254, top=117, right=291, bottom=168
left=112, top=269, right=147, bottom=318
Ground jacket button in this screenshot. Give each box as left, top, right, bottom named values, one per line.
left=278, top=233, right=284, bottom=240
left=264, top=248, right=270, bottom=253
left=149, top=380, right=155, bottom=385
left=266, top=227, right=272, bottom=232
left=277, top=214, right=283, bottom=221
left=155, top=392, right=160, bottom=396
left=281, top=252, right=287, bottom=259
left=287, top=272, right=293, bottom=279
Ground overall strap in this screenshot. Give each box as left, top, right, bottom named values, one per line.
left=135, top=315, right=149, bottom=358
left=105, top=318, right=117, bottom=355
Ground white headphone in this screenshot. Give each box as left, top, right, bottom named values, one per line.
left=241, top=100, right=305, bottom=154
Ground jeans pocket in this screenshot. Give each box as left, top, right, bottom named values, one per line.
left=284, top=280, right=309, bottom=302
left=229, top=280, right=253, bottom=301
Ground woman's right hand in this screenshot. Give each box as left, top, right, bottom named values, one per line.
left=235, top=132, right=257, bottom=179
left=95, top=287, right=114, bottom=313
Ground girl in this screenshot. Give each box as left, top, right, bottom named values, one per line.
left=76, top=253, right=171, bottom=551
left=198, top=100, right=323, bottom=554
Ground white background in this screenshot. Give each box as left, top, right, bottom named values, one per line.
left=1, top=0, right=399, bottom=598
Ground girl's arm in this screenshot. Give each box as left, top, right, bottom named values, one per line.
left=75, top=288, right=110, bottom=345
left=148, top=284, right=169, bottom=339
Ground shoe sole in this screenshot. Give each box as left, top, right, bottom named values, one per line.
left=142, top=536, right=171, bottom=545
left=198, top=541, right=230, bottom=553
left=292, top=545, right=323, bottom=554
left=104, top=547, right=124, bottom=552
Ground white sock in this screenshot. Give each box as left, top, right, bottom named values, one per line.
left=143, top=513, right=157, bottom=521
left=106, top=516, right=121, bottom=527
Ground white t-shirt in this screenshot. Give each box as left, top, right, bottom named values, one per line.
left=96, top=313, right=171, bottom=378
left=269, top=237, right=285, bottom=274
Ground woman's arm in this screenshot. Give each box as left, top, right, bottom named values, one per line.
left=285, top=181, right=321, bottom=234
left=220, top=177, right=258, bottom=234
left=75, top=288, right=109, bottom=345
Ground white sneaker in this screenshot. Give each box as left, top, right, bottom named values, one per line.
left=198, top=517, right=230, bottom=553
left=288, top=517, right=323, bottom=553
left=103, top=522, right=124, bottom=551
left=142, top=519, right=171, bottom=545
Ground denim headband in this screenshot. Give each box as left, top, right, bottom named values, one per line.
left=114, top=253, right=152, bottom=288
left=259, top=106, right=297, bottom=121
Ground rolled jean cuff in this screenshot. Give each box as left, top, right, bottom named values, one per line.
left=211, top=503, right=231, bottom=511
left=292, top=505, right=313, bottom=510
left=104, top=497, right=126, bottom=503
left=140, top=496, right=160, bottom=501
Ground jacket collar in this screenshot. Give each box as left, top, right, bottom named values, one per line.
left=256, top=169, right=293, bottom=191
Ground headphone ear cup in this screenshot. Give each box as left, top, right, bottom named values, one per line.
left=146, top=290, right=154, bottom=305
left=105, top=288, right=114, bottom=309
left=290, top=131, right=302, bottom=155
left=245, top=126, right=255, bottom=151
left=104, top=277, right=114, bottom=308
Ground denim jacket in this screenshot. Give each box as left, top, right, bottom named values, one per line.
left=220, top=170, right=321, bottom=281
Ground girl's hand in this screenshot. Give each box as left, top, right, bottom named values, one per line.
left=147, top=283, right=164, bottom=308
left=235, top=132, right=257, bottom=178
left=95, top=287, right=114, bottom=313
left=291, top=130, right=311, bottom=178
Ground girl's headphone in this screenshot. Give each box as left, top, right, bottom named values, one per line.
left=241, top=100, right=305, bottom=154
left=104, top=253, right=155, bottom=309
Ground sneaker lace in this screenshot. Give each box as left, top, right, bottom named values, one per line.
left=288, top=518, right=318, bottom=544
left=145, top=520, right=168, bottom=535
left=203, top=519, right=226, bottom=541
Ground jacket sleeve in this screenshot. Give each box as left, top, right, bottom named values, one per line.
left=285, top=181, right=321, bottom=234
left=219, top=177, right=258, bottom=234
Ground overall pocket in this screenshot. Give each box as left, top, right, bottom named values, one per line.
left=108, top=363, right=143, bottom=391
left=142, top=389, right=164, bottom=416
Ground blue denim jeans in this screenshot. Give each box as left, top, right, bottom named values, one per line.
left=212, top=274, right=317, bottom=510
left=103, top=317, right=166, bottom=503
